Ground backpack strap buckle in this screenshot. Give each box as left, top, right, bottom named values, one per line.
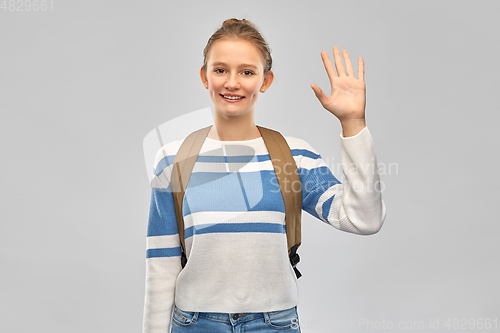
left=289, top=244, right=302, bottom=278
left=181, top=250, right=187, bottom=268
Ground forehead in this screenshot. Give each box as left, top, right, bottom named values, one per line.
left=207, top=39, right=264, bottom=68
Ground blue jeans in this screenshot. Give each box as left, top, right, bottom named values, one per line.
left=171, top=304, right=301, bottom=332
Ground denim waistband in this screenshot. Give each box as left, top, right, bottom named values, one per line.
left=198, top=310, right=263, bottom=323
left=175, top=305, right=297, bottom=324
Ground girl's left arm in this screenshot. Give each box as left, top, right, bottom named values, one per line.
left=299, top=46, right=386, bottom=234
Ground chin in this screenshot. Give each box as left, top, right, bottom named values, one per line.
left=218, top=107, right=251, bottom=117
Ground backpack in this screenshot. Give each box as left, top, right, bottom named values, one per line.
left=170, top=124, right=303, bottom=278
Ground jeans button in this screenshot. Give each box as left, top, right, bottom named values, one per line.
left=233, top=314, right=239, bottom=320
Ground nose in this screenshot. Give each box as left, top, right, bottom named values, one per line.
left=224, top=72, right=240, bottom=90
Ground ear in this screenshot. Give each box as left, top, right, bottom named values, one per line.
left=200, top=66, right=208, bottom=87
left=261, top=70, right=274, bottom=92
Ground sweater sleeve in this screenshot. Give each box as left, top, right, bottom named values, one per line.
left=298, top=127, right=386, bottom=235
left=142, top=146, right=183, bottom=333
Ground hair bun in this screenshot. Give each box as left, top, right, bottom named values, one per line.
left=222, top=18, right=256, bottom=29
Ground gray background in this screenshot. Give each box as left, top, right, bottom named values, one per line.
left=1, top=0, right=499, bottom=332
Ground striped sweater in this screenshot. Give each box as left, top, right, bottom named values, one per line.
left=142, top=126, right=386, bottom=333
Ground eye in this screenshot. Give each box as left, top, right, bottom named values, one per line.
left=214, top=68, right=226, bottom=74
left=242, top=70, right=254, bottom=76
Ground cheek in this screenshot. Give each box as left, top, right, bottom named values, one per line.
left=247, top=82, right=261, bottom=100
left=208, top=78, right=222, bottom=99
left=249, top=81, right=261, bottom=91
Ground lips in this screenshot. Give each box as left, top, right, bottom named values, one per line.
left=220, top=93, right=245, bottom=100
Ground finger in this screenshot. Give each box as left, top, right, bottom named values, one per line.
left=320, top=50, right=338, bottom=81
left=310, top=83, right=329, bottom=107
left=342, top=49, right=354, bottom=77
left=333, top=47, right=346, bottom=76
left=358, top=57, right=364, bottom=82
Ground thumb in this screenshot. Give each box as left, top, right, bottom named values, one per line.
left=310, top=84, right=329, bottom=108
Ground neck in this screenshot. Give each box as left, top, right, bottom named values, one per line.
left=208, top=111, right=261, bottom=141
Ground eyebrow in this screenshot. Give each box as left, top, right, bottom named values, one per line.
left=211, top=62, right=258, bottom=69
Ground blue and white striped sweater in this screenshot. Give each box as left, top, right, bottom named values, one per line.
left=142, top=127, right=386, bottom=333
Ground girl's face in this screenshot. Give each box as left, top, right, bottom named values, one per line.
left=201, top=38, right=274, bottom=120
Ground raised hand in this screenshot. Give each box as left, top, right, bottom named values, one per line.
left=311, top=47, right=366, bottom=136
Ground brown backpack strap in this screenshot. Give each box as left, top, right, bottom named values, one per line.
left=171, top=125, right=212, bottom=267
left=257, top=126, right=303, bottom=278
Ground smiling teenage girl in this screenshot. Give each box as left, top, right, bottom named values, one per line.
left=143, top=18, right=386, bottom=333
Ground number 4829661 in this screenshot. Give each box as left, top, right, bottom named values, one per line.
left=1, top=0, right=54, bottom=11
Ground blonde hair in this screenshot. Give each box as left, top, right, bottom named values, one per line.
left=202, top=18, right=273, bottom=75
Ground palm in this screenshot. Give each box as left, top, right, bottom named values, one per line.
left=311, top=47, right=366, bottom=121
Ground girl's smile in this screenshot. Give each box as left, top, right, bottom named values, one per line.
left=220, top=93, right=245, bottom=102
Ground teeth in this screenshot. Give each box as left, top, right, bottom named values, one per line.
left=223, top=95, right=243, bottom=100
